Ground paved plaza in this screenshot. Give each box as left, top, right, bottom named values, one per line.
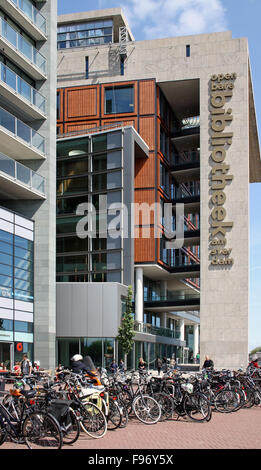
left=1, top=406, right=260, bottom=450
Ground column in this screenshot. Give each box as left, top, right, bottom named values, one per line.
left=162, top=312, right=167, bottom=329
left=135, top=267, right=143, bottom=323
left=179, top=318, right=185, bottom=341
left=193, top=324, right=199, bottom=358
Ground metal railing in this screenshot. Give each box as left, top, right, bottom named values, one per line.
left=0, top=152, right=45, bottom=195
left=0, top=17, right=46, bottom=74
left=57, top=121, right=131, bottom=140
left=0, top=106, right=45, bottom=155
left=161, top=247, right=200, bottom=268
left=134, top=321, right=180, bottom=339
left=144, top=290, right=200, bottom=303
left=0, top=62, right=46, bottom=114
left=10, top=0, right=46, bottom=35
left=172, top=150, right=200, bottom=166
left=171, top=181, right=200, bottom=200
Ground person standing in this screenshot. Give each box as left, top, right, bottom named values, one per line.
left=202, top=355, right=214, bottom=369
left=156, top=357, right=162, bottom=375
left=20, top=354, right=32, bottom=376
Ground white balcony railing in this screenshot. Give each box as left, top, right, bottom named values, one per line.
left=10, top=0, right=47, bottom=35
left=0, top=62, right=46, bottom=114
left=0, top=106, right=45, bottom=154
left=0, top=17, right=46, bottom=75
left=0, top=151, right=45, bottom=195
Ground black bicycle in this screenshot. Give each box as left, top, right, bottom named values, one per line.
left=0, top=388, right=63, bottom=449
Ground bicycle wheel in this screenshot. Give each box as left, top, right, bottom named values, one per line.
left=23, top=411, right=63, bottom=449
left=107, top=399, right=122, bottom=430
left=80, top=401, right=107, bottom=439
left=184, top=393, right=212, bottom=422
left=133, top=395, right=161, bottom=425
left=243, top=387, right=256, bottom=408
left=118, top=400, right=129, bottom=428
left=152, top=393, right=175, bottom=421
left=214, top=390, right=239, bottom=413
left=61, top=408, right=80, bottom=445
left=0, top=418, right=7, bottom=446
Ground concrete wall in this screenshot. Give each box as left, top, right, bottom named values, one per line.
left=56, top=282, right=128, bottom=338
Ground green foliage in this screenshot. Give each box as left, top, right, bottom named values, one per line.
left=116, top=285, right=135, bottom=355
left=250, top=346, right=261, bottom=355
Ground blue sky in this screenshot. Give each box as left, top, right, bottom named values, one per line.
left=58, top=0, right=261, bottom=351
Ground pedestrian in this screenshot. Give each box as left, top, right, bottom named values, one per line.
left=162, top=356, right=168, bottom=373
left=196, top=352, right=200, bottom=364
left=138, top=358, right=147, bottom=373
left=118, top=359, right=125, bottom=373
left=156, top=356, right=162, bottom=375
left=202, top=355, right=214, bottom=369
left=20, top=354, right=32, bottom=376
left=110, top=359, right=118, bottom=374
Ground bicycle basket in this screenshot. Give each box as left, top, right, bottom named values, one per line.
left=48, top=399, right=71, bottom=426
left=181, top=383, right=193, bottom=394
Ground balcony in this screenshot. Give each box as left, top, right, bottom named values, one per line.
left=0, top=62, right=46, bottom=119
left=171, top=116, right=200, bottom=140
left=160, top=247, right=200, bottom=276
left=1, top=0, right=47, bottom=41
left=134, top=321, right=181, bottom=340
left=171, top=182, right=200, bottom=213
left=0, top=106, right=45, bottom=159
left=0, top=17, right=47, bottom=80
left=0, top=152, right=45, bottom=199
left=144, top=289, right=200, bottom=309
left=171, top=150, right=200, bottom=178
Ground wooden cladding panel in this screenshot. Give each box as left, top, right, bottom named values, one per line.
left=135, top=152, right=155, bottom=189
left=65, top=86, right=99, bottom=121
left=134, top=189, right=155, bottom=226
left=135, top=229, right=156, bottom=263
left=139, top=115, right=155, bottom=151
left=139, top=80, right=155, bottom=115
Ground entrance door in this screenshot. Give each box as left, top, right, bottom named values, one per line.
left=0, top=342, right=12, bottom=370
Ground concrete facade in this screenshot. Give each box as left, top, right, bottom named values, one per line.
left=0, top=0, right=57, bottom=369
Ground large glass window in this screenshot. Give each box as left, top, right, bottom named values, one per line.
left=0, top=228, right=34, bottom=303
left=105, top=86, right=134, bottom=114
left=57, top=20, right=113, bottom=50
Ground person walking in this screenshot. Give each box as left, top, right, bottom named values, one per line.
left=156, top=357, right=162, bottom=375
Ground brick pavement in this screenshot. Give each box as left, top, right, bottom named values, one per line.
left=1, top=407, right=261, bottom=450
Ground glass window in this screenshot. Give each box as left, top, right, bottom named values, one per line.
left=57, top=176, right=89, bottom=195
left=14, top=321, right=33, bottom=333
left=0, top=319, right=13, bottom=331
left=57, top=196, right=88, bottom=215
left=57, top=138, right=89, bottom=158
left=15, top=236, right=33, bottom=251
left=0, top=240, right=13, bottom=255
left=57, top=255, right=88, bottom=273
left=57, top=158, right=89, bottom=178
left=92, top=253, right=106, bottom=271
left=57, top=236, right=89, bottom=253
left=92, top=134, right=107, bottom=153
left=0, top=230, right=13, bottom=245
left=92, top=154, right=107, bottom=172
left=0, top=263, right=12, bottom=277
left=105, top=86, right=134, bottom=114
left=80, top=338, right=102, bottom=368
left=56, top=216, right=82, bottom=235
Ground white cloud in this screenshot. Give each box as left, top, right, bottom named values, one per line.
left=121, top=0, right=227, bottom=39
